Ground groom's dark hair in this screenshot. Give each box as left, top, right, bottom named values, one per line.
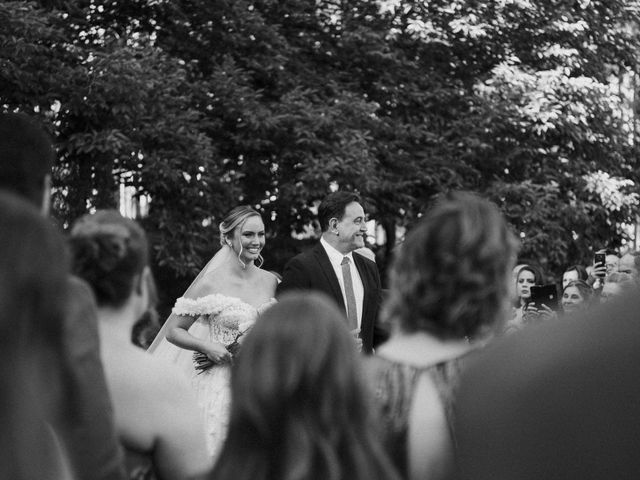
left=318, top=191, right=361, bottom=232
left=0, top=112, right=55, bottom=207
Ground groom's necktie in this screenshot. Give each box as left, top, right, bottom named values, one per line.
left=341, top=256, right=358, bottom=330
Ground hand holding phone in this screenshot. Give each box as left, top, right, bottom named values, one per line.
left=529, top=284, right=559, bottom=311
left=594, top=252, right=606, bottom=278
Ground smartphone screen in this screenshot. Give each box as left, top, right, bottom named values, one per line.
left=594, top=252, right=606, bottom=277
left=529, top=284, right=559, bottom=311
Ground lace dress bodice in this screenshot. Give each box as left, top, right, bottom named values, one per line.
left=173, top=293, right=274, bottom=347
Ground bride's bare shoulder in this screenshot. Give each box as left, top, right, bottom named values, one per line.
left=258, top=268, right=280, bottom=286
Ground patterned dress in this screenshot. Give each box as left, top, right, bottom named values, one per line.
left=151, top=293, right=275, bottom=457
left=365, top=355, right=465, bottom=478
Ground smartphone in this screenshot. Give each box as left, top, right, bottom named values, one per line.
left=594, top=252, right=606, bottom=277
left=529, top=284, right=559, bottom=311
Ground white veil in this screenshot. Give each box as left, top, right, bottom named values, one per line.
left=147, top=244, right=236, bottom=354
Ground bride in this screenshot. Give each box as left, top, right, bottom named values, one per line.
left=148, top=206, right=278, bottom=457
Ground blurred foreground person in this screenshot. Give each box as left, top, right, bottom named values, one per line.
left=70, top=211, right=211, bottom=480
left=367, top=191, right=518, bottom=480
left=0, top=192, right=72, bottom=479
left=0, top=112, right=126, bottom=479
left=455, top=290, right=640, bottom=480
left=618, top=251, right=640, bottom=278
left=600, top=272, right=635, bottom=303
left=211, top=292, right=401, bottom=480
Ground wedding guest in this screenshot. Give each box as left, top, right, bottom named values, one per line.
left=70, top=210, right=211, bottom=479
left=366, top=191, right=518, bottom=480
left=455, top=290, right=640, bottom=480
left=0, top=192, right=73, bottom=479
left=560, top=280, right=593, bottom=315
left=605, top=252, right=620, bottom=276
left=211, top=292, right=401, bottom=480
left=561, top=265, right=588, bottom=290
left=505, top=264, right=543, bottom=333
left=618, top=251, right=640, bottom=278
left=600, top=272, right=634, bottom=303
left=0, top=112, right=126, bottom=480
left=278, top=191, right=388, bottom=353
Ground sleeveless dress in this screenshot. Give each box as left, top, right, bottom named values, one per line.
left=151, top=293, right=275, bottom=457
left=365, top=355, right=465, bottom=479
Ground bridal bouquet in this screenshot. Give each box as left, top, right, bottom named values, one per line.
left=193, top=330, right=244, bottom=374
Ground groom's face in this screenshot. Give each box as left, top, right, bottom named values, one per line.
left=335, top=201, right=367, bottom=254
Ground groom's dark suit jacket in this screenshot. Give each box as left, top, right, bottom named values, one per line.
left=277, top=242, right=388, bottom=353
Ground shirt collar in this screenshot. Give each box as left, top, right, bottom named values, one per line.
left=320, top=237, right=354, bottom=265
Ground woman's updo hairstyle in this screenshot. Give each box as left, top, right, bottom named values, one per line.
left=69, top=210, right=148, bottom=307
left=383, top=191, right=519, bottom=340
left=218, top=205, right=261, bottom=246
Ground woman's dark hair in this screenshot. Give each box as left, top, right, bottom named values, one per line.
left=0, top=192, right=69, bottom=479
left=562, top=280, right=594, bottom=306
left=211, top=292, right=400, bottom=480
left=69, top=210, right=148, bottom=307
left=383, top=191, right=519, bottom=340
left=317, top=191, right=362, bottom=232
left=563, top=265, right=588, bottom=282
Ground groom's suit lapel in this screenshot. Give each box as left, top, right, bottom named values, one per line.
left=313, top=243, right=345, bottom=310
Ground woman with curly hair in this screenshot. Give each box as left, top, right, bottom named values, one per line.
left=70, top=210, right=211, bottom=479
left=210, top=292, right=400, bottom=480
left=366, top=191, right=518, bottom=480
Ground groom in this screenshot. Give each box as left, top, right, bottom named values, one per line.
left=277, top=191, right=388, bottom=353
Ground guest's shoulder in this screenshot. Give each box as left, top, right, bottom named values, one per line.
left=119, top=348, right=192, bottom=399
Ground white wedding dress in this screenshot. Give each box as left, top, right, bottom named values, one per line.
left=151, top=293, right=275, bottom=457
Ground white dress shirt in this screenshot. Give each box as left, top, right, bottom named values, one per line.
left=320, top=237, right=364, bottom=329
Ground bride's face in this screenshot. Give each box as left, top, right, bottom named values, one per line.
left=231, top=215, right=266, bottom=263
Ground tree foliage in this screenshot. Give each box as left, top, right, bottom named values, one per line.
left=2, top=0, right=640, bottom=294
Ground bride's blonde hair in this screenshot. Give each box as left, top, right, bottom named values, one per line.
left=219, top=205, right=264, bottom=268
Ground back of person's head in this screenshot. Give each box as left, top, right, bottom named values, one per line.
left=69, top=210, right=148, bottom=308
left=212, top=292, right=399, bottom=480
left=0, top=113, right=54, bottom=208
left=384, top=191, right=519, bottom=340
left=0, top=192, right=69, bottom=479
left=318, top=191, right=362, bottom=232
